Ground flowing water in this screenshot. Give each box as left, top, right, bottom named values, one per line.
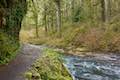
left=63, top=53, right=120, bottom=80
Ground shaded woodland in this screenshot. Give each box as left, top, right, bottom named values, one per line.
left=21, top=0, right=120, bottom=52
left=0, top=0, right=120, bottom=64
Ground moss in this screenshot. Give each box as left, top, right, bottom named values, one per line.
left=25, top=49, right=73, bottom=80
left=4, top=0, right=27, bottom=39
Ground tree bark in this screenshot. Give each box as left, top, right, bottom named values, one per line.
left=101, top=0, right=110, bottom=22
left=71, top=0, right=75, bottom=22
left=32, top=0, right=39, bottom=37
left=55, top=0, right=61, bottom=36
left=43, top=4, right=48, bottom=33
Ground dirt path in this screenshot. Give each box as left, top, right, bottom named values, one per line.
left=0, top=44, right=44, bottom=80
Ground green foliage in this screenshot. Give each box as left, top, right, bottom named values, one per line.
left=7, top=4, right=24, bottom=28
left=72, top=7, right=85, bottom=22
left=25, top=49, right=73, bottom=80
left=0, top=31, right=19, bottom=64
left=5, top=0, right=27, bottom=37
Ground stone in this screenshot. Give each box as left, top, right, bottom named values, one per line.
left=75, top=47, right=88, bottom=52
left=25, top=72, right=32, bottom=79
left=32, top=73, right=41, bottom=79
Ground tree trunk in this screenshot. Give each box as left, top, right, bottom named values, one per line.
left=35, top=15, right=39, bottom=37
left=32, top=0, right=39, bottom=37
left=44, top=13, right=47, bottom=33
left=44, top=4, right=48, bottom=33
left=55, top=0, right=61, bottom=36
left=71, top=0, right=75, bottom=22
left=101, top=0, right=110, bottom=22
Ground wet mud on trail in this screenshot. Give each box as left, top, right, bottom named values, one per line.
left=0, top=44, right=44, bottom=80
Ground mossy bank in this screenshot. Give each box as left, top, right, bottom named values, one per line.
left=25, top=49, right=73, bottom=80
left=0, top=31, right=20, bottom=64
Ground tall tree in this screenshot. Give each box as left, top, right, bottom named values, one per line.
left=54, top=0, right=61, bottom=36
left=101, top=0, right=110, bottom=22
left=71, top=0, right=75, bottom=22
left=32, top=0, right=39, bottom=37
left=43, top=4, right=48, bottom=33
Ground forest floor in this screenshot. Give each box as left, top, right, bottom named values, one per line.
left=0, top=44, right=44, bottom=80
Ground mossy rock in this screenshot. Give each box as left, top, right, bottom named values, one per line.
left=25, top=72, right=33, bottom=79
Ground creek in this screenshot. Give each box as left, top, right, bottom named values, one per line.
left=63, top=53, right=120, bottom=80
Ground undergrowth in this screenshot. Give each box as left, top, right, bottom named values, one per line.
left=0, top=31, right=20, bottom=64
left=20, top=20, right=120, bottom=53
